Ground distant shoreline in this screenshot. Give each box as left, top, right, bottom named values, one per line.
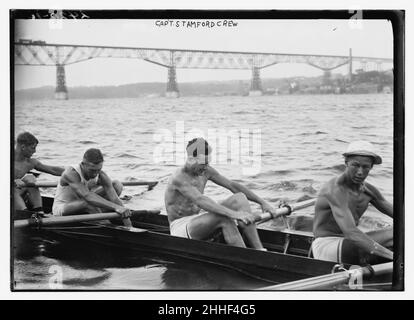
left=15, top=70, right=393, bottom=100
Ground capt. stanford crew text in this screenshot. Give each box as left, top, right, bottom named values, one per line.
left=155, top=20, right=238, bottom=28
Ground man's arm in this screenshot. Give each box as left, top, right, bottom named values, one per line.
left=97, top=171, right=131, bottom=227
left=61, top=169, right=127, bottom=215
left=326, top=188, right=393, bottom=260
left=365, top=183, right=393, bottom=218
left=98, top=171, right=123, bottom=206
left=33, top=159, right=65, bottom=176
left=207, top=167, right=277, bottom=213
left=173, top=176, right=254, bottom=224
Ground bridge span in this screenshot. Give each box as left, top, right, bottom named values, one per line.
left=14, top=40, right=393, bottom=99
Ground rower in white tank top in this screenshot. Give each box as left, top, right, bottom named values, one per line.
left=52, top=164, right=99, bottom=215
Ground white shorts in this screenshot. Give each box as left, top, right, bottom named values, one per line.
left=169, top=210, right=239, bottom=240
left=169, top=215, right=198, bottom=239
left=312, top=236, right=344, bottom=263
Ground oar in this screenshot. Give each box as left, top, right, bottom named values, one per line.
left=257, top=262, right=393, bottom=290
left=24, top=180, right=159, bottom=190
left=254, top=198, right=316, bottom=223
left=14, top=209, right=161, bottom=229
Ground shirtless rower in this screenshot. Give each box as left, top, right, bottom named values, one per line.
left=164, top=138, right=279, bottom=250
left=312, top=140, right=393, bottom=265
left=14, top=132, right=64, bottom=212
left=52, top=148, right=132, bottom=227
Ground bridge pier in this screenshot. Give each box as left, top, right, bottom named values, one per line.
left=322, top=70, right=332, bottom=84
left=55, top=64, right=68, bottom=100
left=249, top=67, right=263, bottom=96
left=166, top=66, right=180, bottom=98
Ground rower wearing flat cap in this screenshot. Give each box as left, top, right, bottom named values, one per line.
left=312, top=140, right=393, bottom=265
left=343, top=140, right=382, bottom=165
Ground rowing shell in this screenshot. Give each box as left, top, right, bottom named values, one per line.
left=13, top=196, right=393, bottom=289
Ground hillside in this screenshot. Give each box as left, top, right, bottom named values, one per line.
left=14, top=71, right=393, bottom=100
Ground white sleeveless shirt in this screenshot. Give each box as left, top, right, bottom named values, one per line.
left=53, top=164, right=99, bottom=207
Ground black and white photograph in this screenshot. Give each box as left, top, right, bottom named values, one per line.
left=10, top=10, right=404, bottom=292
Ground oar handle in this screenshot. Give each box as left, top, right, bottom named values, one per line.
left=14, top=209, right=161, bottom=229
left=255, top=207, right=290, bottom=223
left=254, top=198, right=316, bottom=223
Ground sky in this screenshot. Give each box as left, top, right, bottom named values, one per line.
left=14, top=18, right=394, bottom=90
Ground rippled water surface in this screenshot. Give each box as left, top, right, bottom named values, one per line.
left=13, top=94, right=394, bottom=290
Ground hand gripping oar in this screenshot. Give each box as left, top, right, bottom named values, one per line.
left=257, top=262, right=393, bottom=290
left=14, top=209, right=161, bottom=229
left=254, top=198, right=316, bottom=223
left=24, top=180, right=159, bottom=191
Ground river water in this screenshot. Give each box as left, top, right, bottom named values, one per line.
left=12, top=94, right=394, bottom=290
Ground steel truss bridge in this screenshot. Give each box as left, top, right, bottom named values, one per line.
left=14, top=41, right=393, bottom=99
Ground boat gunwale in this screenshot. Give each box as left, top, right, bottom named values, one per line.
left=20, top=210, right=345, bottom=279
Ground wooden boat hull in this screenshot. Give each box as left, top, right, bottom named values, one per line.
left=13, top=197, right=393, bottom=289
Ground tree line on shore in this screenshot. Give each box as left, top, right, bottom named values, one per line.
left=15, top=70, right=393, bottom=100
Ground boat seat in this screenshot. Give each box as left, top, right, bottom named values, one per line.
left=278, top=229, right=315, bottom=256
left=208, top=230, right=226, bottom=243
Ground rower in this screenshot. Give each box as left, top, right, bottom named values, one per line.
left=14, top=132, right=64, bottom=212
left=312, top=140, right=393, bottom=265
left=52, top=148, right=132, bottom=227
left=164, top=138, right=281, bottom=250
